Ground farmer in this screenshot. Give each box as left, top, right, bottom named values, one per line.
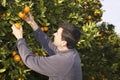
left=11, top=13, right=82, bottom=80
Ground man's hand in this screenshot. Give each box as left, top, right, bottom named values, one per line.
left=11, top=24, right=23, bottom=40
left=24, top=13, right=34, bottom=24
left=24, top=13, right=39, bottom=31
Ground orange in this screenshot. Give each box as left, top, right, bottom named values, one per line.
left=2, top=13, right=6, bottom=17
left=18, top=77, right=24, bottom=80
left=34, top=52, right=39, bottom=56
left=14, top=54, right=21, bottom=62
left=94, top=10, right=100, bottom=16
left=24, top=6, right=30, bottom=14
left=14, top=22, right=21, bottom=29
left=18, top=11, right=27, bottom=19
left=40, top=27, right=44, bottom=31
left=91, top=64, right=94, bottom=67
left=12, top=51, right=17, bottom=56
left=87, top=15, right=92, bottom=20
left=44, top=26, right=48, bottom=31
left=0, top=13, right=6, bottom=18
left=91, top=76, right=95, bottom=80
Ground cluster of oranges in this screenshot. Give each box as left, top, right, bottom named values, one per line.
left=40, top=26, right=49, bottom=32
left=14, top=6, right=49, bottom=31
left=87, top=10, right=101, bottom=20
left=94, top=10, right=101, bottom=16
left=12, top=51, right=24, bottom=66
left=12, top=51, right=21, bottom=62
left=18, top=6, right=30, bottom=19
left=34, top=51, right=47, bottom=57
left=14, top=6, right=30, bottom=29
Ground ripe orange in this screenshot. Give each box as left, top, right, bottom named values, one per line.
left=18, top=11, right=27, bottom=19
left=91, top=64, right=94, bottom=67
left=14, top=22, right=21, bottom=29
left=94, top=10, right=100, bottom=16
left=87, top=15, right=92, bottom=20
left=40, top=27, right=44, bottom=31
left=18, top=77, right=24, bottom=80
left=12, top=51, right=17, bottom=56
left=44, top=26, right=48, bottom=31
left=91, top=76, right=95, bottom=80
left=34, top=52, right=39, bottom=56
left=14, top=54, right=21, bottom=62
left=0, top=13, right=6, bottom=18
left=2, top=13, right=6, bottom=17
left=24, top=6, right=30, bottom=14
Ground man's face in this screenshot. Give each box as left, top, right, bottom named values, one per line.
left=53, top=27, right=63, bottom=47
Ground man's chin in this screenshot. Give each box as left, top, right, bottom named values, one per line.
left=53, top=42, right=56, bottom=45
left=53, top=42, right=58, bottom=46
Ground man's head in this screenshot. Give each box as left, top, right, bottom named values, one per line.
left=53, top=23, right=81, bottom=50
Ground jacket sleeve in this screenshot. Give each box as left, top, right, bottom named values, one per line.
left=33, top=28, right=57, bottom=56
left=16, top=38, right=59, bottom=76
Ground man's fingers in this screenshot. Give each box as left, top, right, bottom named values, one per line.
left=11, top=24, right=22, bottom=32
left=20, top=26, right=23, bottom=31
left=11, top=25, right=15, bottom=30
left=12, top=25, right=17, bottom=30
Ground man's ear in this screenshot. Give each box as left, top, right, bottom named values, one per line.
left=61, top=40, right=67, bottom=46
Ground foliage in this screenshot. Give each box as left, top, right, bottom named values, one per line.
left=79, top=22, right=120, bottom=80
left=0, top=0, right=120, bottom=80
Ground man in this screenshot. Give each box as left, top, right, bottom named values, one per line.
left=11, top=13, right=82, bottom=80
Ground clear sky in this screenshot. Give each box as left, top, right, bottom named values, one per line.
left=101, top=0, right=120, bottom=35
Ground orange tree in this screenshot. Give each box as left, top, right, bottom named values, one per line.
left=0, top=0, right=120, bottom=80
left=78, top=22, right=120, bottom=80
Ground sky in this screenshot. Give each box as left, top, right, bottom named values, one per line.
left=101, top=0, right=120, bottom=35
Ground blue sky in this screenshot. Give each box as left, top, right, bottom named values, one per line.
left=101, top=0, right=120, bottom=35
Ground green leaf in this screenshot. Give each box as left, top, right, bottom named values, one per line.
left=2, top=0, right=6, bottom=7
left=0, top=31, right=5, bottom=36
left=0, top=60, right=3, bottom=62
left=0, top=68, right=6, bottom=73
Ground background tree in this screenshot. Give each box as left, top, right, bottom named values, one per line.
left=0, top=0, right=120, bottom=80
